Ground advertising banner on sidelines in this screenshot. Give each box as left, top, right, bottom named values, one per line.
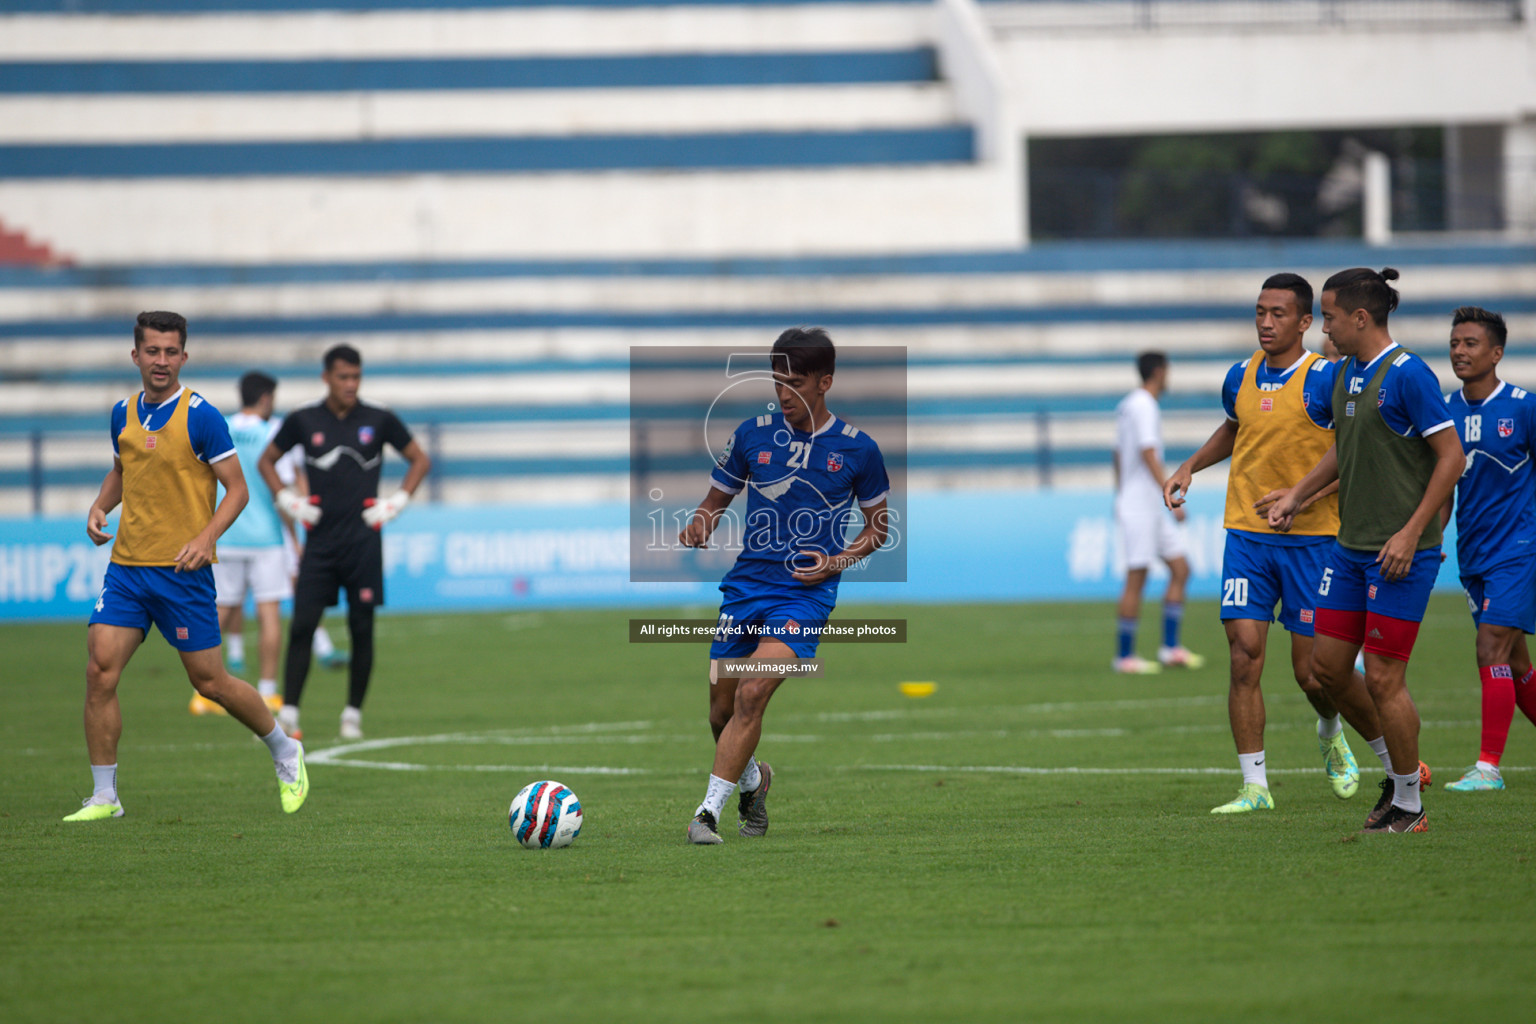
left=0, top=489, right=1462, bottom=622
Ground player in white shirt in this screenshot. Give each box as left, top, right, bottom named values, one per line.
left=1113, top=352, right=1204, bottom=673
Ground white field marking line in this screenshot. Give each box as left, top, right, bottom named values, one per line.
left=799, top=695, right=1227, bottom=724
left=850, top=764, right=1536, bottom=776
left=305, top=737, right=646, bottom=774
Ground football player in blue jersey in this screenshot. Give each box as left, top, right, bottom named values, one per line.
left=678, top=328, right=891, bottom=844
left=67, top=312, right=308, bottom=821
left=1269, top=268, right=1462, bottom=833
left=1441, top=306, right=1536, bottom=791
left=1165, top=273, right=1383, bottom=814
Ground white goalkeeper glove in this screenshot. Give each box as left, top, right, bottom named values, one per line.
left=362, top=490, right=410, bottom=530
left=275, top=487, right=321, bottom=527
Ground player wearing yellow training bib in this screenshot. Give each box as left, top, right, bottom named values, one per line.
left=1166, top=274, right=1385, bottom=816
left=65, top=311, right=309, bottom=823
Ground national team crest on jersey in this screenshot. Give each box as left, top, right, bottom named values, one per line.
left=757, top=451, right=772, bottom=465
left=1500, top=418, right=1515, bottom=438
left=826, top=452, right=844, bottom=472
left=1377, top=387, right=1387, bottom=407
left=1302, top=393, right=1311, bottom=409
left=358, top=425, right=375, bottom=445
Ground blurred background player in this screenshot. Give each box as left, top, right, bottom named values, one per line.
left=1267, top=268, right=1463, bottom=834
left=1113, top=351, right=1202, bottom=674
left=1166, top=273, right=1381, bottom=814
left=1441, top=306, right=1536, bottom=792
left=192, top=371, right=288, bottom=715
left=195, top=374, right=348, bottom=717
left=70, top=311, right=307, bottom=820
left=258, top=344, right=431, bottom=741
left=679, top=328, right=890, bottom=844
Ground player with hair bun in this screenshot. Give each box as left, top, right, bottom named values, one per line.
left=1268, top=268, right=1464, bottom=833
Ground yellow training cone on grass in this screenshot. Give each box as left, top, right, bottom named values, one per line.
left=899, top=681, right=936, bottom=698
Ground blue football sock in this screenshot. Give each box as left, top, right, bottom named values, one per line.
left=1117, top=617, right=1137, bottom=660
left=1163, top=603, right=1184, bottom=649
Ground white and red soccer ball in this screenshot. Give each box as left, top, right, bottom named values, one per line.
left=508, top=780, right=583, bottom=849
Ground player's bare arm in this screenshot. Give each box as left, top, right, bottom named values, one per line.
left=1165, top=419, right=1238, bottom=509
left=174, top=454, right=248, bottom=573
left=678, top=486, right=735, bottom=548
left=362, top=438, right=433, bottom=529
left=1266, top=444, right=1339, bottom=532
left=256, top=440, right=286, bottom=501
left=1376, top=427, right=1465, bottom=581
left=86, top=458, right=124, bottom=546
left=1140, top=446, right=1184, bottom=521
left=1253, top=479, right=1339, bottom=514
left=259, top=440, right=319, bottom=527
left=792, top=498, right=889, bottom=586
left=398, top=439, right=432, bottom=495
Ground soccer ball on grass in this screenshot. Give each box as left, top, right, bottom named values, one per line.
left=509, top=780, right=583, bottom=849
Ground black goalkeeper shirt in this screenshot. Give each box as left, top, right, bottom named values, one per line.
left=271, top=399, right=414, bottom=553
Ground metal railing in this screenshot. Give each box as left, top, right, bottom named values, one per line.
left=987, top=0, right=1526, bottom=33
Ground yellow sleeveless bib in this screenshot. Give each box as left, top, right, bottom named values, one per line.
left=113, top=391, right=218, bottom=566
left=1223, top=351, right=1339, bottom=537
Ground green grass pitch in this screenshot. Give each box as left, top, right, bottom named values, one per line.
left=2, top=595, right=1533, bottom=1023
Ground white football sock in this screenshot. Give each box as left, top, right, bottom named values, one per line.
left=260, top=724, right=299, bottom=763
left=1368, top=736, right=1392, bottom=771
left=695, top=774, right=736, bottom=821
left=312, top=626, right=335, bottom=658
left=226, top=634, right=244, bottom=663
left=1391, top=768, right=1422, bottom=813
left=277, top=704, right=300, bottom=734
left=257, top=678, right=278, bottom=698
left=738, top=757, right=761, bottom=792
left=1239, top=750, right=1268, bottom=789
left=1316, top=714, right=1342, bottom=740
left=90, top=763, right=118, bottom=801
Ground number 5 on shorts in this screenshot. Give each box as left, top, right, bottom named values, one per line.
left=1318, top=567, right=1333, bottom=597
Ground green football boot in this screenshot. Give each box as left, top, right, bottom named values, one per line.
left=63, top=795, right=124, bottom=821
left=1320, top=731, right=1360, bottom=799
left=277, top=742, right=309, bottom=814
left=1445, top=765, right=1504, bottom=792
left=1211, top=783, right=1274, bottom=814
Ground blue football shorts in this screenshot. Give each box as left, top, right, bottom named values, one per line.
left=1314, top=541, right=1441, bottom=624
left=1461, top=556, right=1536, bottom=634
left=1219, top=531, right=1331, bottom=635
left=709, top=583, right=836, bottom=661
left=89, top=561, right=222, bottom=652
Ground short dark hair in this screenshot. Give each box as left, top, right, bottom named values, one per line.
left=771, top=327, right=836, bottom=378
left=1323, top=267, right=1400, bottom=326
left=239, top=370, right=277, bottom=408
left=134, top=310, right=187, bottom=347
left=1136, top=351, right=1168, bottom=383
left=323, top=344, right=362, bottom=370
left=1452, top=305, right=1508, bottom=348
left=1260, top=272, right=1313, bottom=317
